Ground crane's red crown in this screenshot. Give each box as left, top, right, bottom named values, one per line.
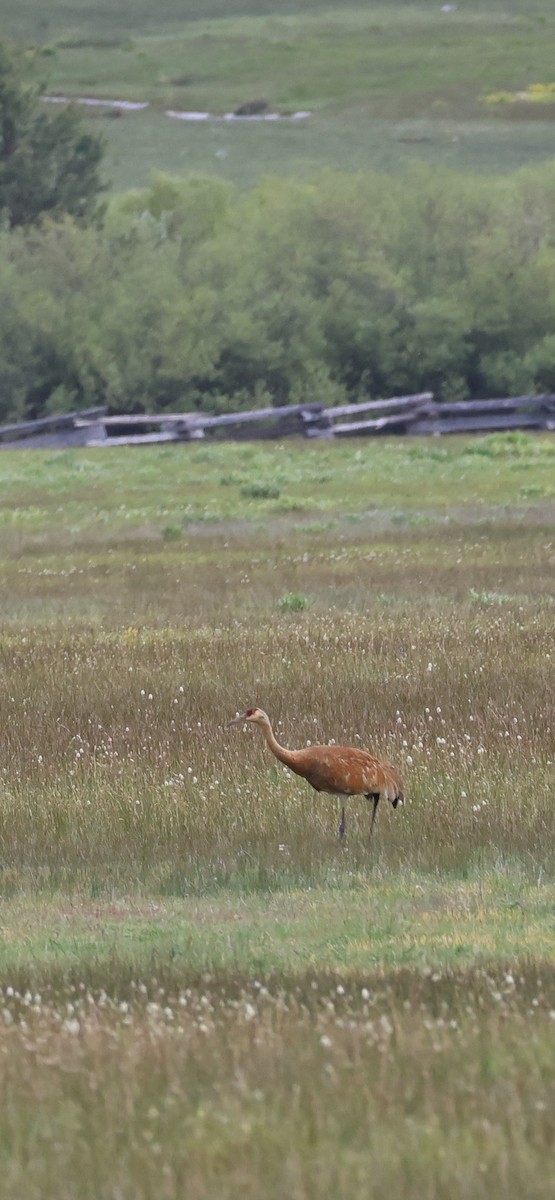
left=245, top=707, right=257, bottom=717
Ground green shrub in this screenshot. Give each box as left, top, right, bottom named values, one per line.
left=277, top=592, right=312, bottom=611
left=241, top=482, right=281, bottom=500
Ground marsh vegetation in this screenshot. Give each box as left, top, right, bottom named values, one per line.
left=0, top=434, right=554, bottom=1196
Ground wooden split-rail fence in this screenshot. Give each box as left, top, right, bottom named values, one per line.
left=1, top=393, right=554, bottom=448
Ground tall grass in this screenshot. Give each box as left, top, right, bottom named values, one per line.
left=0, top=437, right=554, bottom=1197
left=0, top=964, right=554, bottom=1200
left=0, top=523, right=553, bottom=887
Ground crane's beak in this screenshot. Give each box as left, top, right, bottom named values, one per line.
left=227, top=712, right=248, bottom=728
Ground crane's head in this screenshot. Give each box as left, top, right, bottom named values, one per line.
left=227, top=706, right=269, bottom=729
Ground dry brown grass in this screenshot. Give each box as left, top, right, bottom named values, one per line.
left=0, top=448, right=552, bottom=910
left=0, top=597, right=552, bottom=886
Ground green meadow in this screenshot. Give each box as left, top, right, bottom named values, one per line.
left=5, top=0, right=555, bottom=187
left=0, top=433, right=554, bottom=1195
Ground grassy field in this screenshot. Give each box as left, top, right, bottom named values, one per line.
left=0, top=431, right=554, bottom=1195
left=6, top=0, right=555, bottom=186
left=97, top=112, right=555, bottom=194
left=2, top=2, right=555, bottom=1188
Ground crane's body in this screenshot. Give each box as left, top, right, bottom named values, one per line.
left=227, top=707, right=403, bottom=840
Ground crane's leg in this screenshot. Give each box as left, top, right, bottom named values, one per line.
left=338, top=804, right=346, bottom=840
left=367, top=793, right=380, bottom=842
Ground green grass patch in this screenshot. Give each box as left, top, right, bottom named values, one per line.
left=95, top=109, right=555, bottom=194
left=1, top=434, right=554, bottom=540
left=0, top=874, right=553, bottom=982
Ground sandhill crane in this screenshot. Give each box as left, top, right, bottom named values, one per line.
left=227, top=707, right=403, bottom=841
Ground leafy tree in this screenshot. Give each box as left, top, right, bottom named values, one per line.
left=3, top=162, right=555, bottom=419
left=0, top=42, right=104, bottom=227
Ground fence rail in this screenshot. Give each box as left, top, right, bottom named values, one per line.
left=1, top=393, right=554, bottom=448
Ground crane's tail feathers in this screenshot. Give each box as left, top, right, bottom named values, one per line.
left=381, top=766, right=404, bottom=808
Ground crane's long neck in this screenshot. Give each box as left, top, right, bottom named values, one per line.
left=259, top=719, right=298, bottom=770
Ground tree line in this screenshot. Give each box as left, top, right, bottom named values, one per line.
left=2, top=42, right=555, bottom=421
